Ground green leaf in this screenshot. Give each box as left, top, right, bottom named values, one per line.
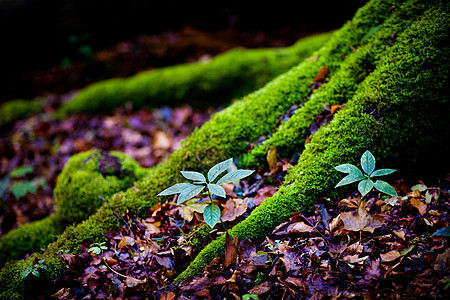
left=208, top=158, right=233, bottom=183
left=374, top=180, right=398, bottom=197
left=177, top=184, right=205, bottom=204
left=32, top=270, right=40, bottom=277
left=371, top=168, right=396, bottom=177
left=207, top=183, right=226, bottom=198
left=21, top=268, right=32, bottom=279
left=335, top=173, right=366, bottom=188
left=360, top=151, right=376, bottom=175
left=158, top=183, right=193, bottom=196
left=358, top=179, right=375, bottom=197
left=180, top=171, right=206, bottom=183
left=411, top=184, right=427, bottom=192
left=10, top=182, right=36, bottom=199
left=204, top=204, right=221, bottom=228
left=433, top=226, right=450, bottom=237
left=0, top=177, right=10, bottom=198
left=10, top=165, right=33, bottom=178
left=334, top=164, right=362, bottom=176
left=216, top=170, right=254, bottom=185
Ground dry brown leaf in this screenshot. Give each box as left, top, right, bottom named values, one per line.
left=329, top=215, right=342, bottom=233
left=125, top=276, right=146, bottom=287
left=410, top=197, right=427, bottom=215
left=290, top=222, right=315, bottom=234
left=393, top=229, right=406, bottom=241
left=314, top=66, right=329, bottom=82
left=221, top=198, right=247, bottom=222
left=153, top=131, right=172, bottom=149
left=254, top=186, right=278, bottom=206
left=330, top=104, right=341, bottom=114
left=380, top=250, right=401, bottom=262
left=433, top=248, right=450, bottom=275
left=267, top=146, right=278, bottom=172
left=338, top=198, right=360, bottom=209
left=160, top=291, right=176, bottom=300
left=224, top=232, right=239, bottom=268
left=248, top=282, right=272, bottom=295
left=118, top=236, right=135, bottom=249
left=340, top=201, right=385, bottom=233
left=285, top=276, right=305, bottom=287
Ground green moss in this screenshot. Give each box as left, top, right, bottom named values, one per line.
left=55, top=32, right=332, bottom=116
left=176, top=0, right=450, bottom=280
left=0, top=150, right=148, bottom=267
left=3, top=0, right=449, bottom=297
left=0, top=99, right=41, bottom=129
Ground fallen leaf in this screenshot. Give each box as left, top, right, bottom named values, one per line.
left=153, top=131, right=172, bottom=149
left=267, top=146, right=278, bottom=172
left=290, top=222, right=315, bottom=234
left=329, top=215, right=342, bottom=233
left=160, top=292, right=176, bottom=300
left=340, top=201, right=385, bottom=233
left=410, top=198, right=427, bottom=215
left=179, top=199, right=209, bottom=222
left=253, top=186, right=278, bottom=206
left=125, top=276, right=146, bottom=287
left=338, top=198, right=359, bottom=209
left=224, top=232, right=239, bottom=268
left=393, top=229, right=406, bottom=241
left=118, top=236, right=135, bottom=249
left=380, top=250, right=401, bottom=262
left=314, top=66, right=329, bottom=82
left=248, top=282, right=272, bottom=295
left=221, top=198, right=247, bottom=222
left=330, top=104, right=341, bottom=114
left=433, top=248, right=450, bottom=275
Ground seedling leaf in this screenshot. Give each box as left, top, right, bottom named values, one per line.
left=10, top=165, right=33, bottom=178
left=208, top=158, right=233, bottom=183
left=374, top=180, right=398, bottom=197
left=10, top=182, right=36, bottom=198
left=371, top=168, right=396, bottom=177
left=158, top=183, right=193, bottom=196
left=180, top=171, right=206, bottom=183
left=216, top=170, right=254, bottom=185
left=204, top=204, right=221, bottom=228
left=177, top=184, right=205, bottom=204
left=361, top=151, right=376, bottom=175
left=358, top=179, right=375, bottom=197
left=335, top=173, right=366, bottom=188
left=207, top=184, right=226, bottom=198
left=433, top=226, right=450, bottom=237
left=334, top=164, right=363, bottom=176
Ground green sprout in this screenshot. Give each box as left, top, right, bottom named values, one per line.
left=21, top=259, right=47, bottom=279
left=158, top=158, right=254, bottom=229
left=88, top=242, right=108, bottom=255
left=335, top=150, right=397, bottom=197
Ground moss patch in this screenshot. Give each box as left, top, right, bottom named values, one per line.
left=0, top=99, right=41, bottom=129
left=55, top=32, right=332, bottom=116
left=0, top=150, right=148, bottom=267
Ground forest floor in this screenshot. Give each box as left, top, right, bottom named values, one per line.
left=0, top=29, right=449, bottom=299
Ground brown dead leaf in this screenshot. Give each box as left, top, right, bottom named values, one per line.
left=285, top=276, right=305, bottom=287
left=160, top=291, right=176, bottom=300
left=267, top=146, right=278, bottom=172
left=248, top=282, right=272, bottom=295
left=224, top=232, right=239, bottom=268
left=380, top=250, right=401, bottom=262
left=393, top=229, right=406, bottom=241
left=410, top=197, right=427, bottom=215
left=179, top=199, right=208, bottom=222
left=142, top=219, right=161, bottom=235
left=340, top=201, right=385, bottom=233
left=118, top=236, right=135, bottom=249
left=153, top=131, right=172, bottom=149
left=254, top=186, right=278, bottom=206
left=329, top=215, right=342, bottom=233
left=125, top=276, right=146, bottom=287
left=338, top=198, right=360, bottom=209
left=221, top=198, right=247, bottom=222
left=330, top=104, right=341, bottom=114
left=290, top=222, right=315, bottom=234
left=433, top=248, right=450, bottom=275
left=314, top=66, right=329, bottom=82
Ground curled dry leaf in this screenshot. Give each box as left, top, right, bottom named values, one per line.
left=340, top=201, right=385, bottom=233
left=254, top=186, right=278, bottom=206
left=152, top=131, right=172, bottom=150
left=393, top=229, right=406, bottom=241
left=380, top=250, right=401, bottom=262
left=118, top=236, right=135, bottom=249
left=290, top=222, right=315, bottom=234
left=221, top=198, right=247, bottom=222
left=410, top=197, right=427, bottom=215
left=338, top=198, right=360, bottom=209
left=267, top=146, right=278, bottom=172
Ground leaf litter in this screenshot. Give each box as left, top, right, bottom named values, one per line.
left=48, top=154, right=450, bottom=299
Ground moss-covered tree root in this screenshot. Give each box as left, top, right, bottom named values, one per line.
left=2, top=0, right=448, bottom=298
left=0, top=99, right=41, bottom=129
left=55, top=32, right=332, bottom=116
left=0, top=150, right=148, bottom=267
left=177, top=1, right=450, bottom=280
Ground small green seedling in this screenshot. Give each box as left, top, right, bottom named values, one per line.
left=88, top=242, right=108, bottom=255
left=158, top=158, right=254, bottom=228
left=335, top=150, right=397, bottom=197
left=21, top=259, right=47, bottom=279
left=243, top=294, right=259, bottom=300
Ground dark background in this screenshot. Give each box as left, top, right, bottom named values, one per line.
left=0, top=0, right=366, bottom=101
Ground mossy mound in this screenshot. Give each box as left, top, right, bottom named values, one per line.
left=1, top=0, right=449, bottom=298
left=0, top=99, right=41, bottom=129
left=0, top=150, right=148, bottom=267
left=55, top=32, right=332, bottom=116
